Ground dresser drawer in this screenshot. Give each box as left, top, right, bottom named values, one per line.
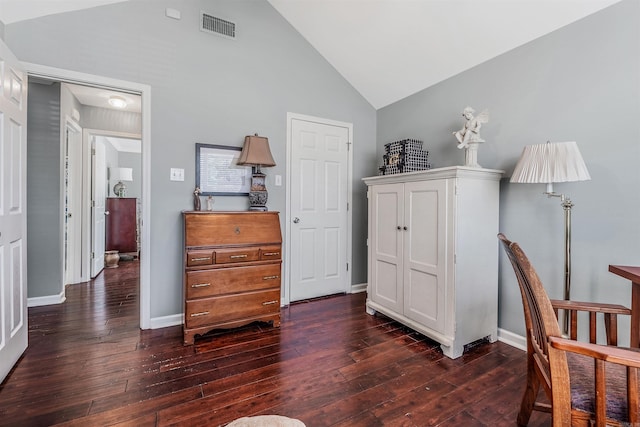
left=185, top=289, right=280, bottom=328
left=260, top=246, right=281, bottom=261
left=184, top=212, right=282, bottom=247
left=215, top=247, right=260, bottom=264
left=186, top=264, right=281, bottom=299
left=186, top=250, right=214, bottom=267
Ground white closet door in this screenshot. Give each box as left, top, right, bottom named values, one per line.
left=289, top=118, right=349, bottom=301
left=0, top=38, right=28, bottom=383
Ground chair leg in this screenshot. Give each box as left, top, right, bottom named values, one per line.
left=518, top=357, right=542, bottom=426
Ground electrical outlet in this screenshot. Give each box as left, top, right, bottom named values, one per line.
left=170, top=168, right=184, bottom=181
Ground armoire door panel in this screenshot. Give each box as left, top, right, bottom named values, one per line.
left=374, top=259, right=401, bottom=309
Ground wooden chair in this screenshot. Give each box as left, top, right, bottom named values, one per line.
left=498, top=233, right=640, bottom=426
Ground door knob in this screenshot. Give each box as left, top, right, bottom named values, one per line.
left=104, top=211, right=110, bottom=215
left=293, top=217, right=300, bottom=223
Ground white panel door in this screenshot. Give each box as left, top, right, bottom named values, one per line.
left=91, top=137, right=106, bottom=278
left=64, top=122, right=82, bottom=284
left=290, top=118, right=349, bottom=301
left=403, top=179, right=447, bottom=333
left=0, top=39, right=28, bottom=383
left=370, top=183, right=404, bottom=312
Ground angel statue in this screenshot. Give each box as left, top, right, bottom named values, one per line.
left=452, top=106, right=489, bottom=167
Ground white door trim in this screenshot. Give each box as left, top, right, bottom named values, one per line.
left=22, top=62, right=152, bottom=329
left=62, top=116, right=83, bottom=286
left=284, top=112, right=353, bottom=305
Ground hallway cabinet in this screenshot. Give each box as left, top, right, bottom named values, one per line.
left=106, top=198, right=138, bottom=255
left=363, top=167, right=502, bottom=358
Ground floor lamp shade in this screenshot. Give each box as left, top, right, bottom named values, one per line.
left=510, top=141, right=591, bottom=189
left=237, top=134, right=276, bottom=211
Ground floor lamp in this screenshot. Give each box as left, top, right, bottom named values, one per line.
left=510, top=141, right=591, bottom=333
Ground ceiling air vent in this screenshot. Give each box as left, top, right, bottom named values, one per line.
left=200, top=12, right=236, bottom=39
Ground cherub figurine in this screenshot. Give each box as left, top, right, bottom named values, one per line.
left=453, top=107, right=489, bottom=149
left=193, top=187, right=202, bottom=211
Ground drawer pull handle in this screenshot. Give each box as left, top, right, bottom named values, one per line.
left=229, top=254, right=248, bottom=259
left=263, top=275, right=280, bottom=280
left=190, top=311, right=209, bottom=317
left=191, top=257, right=211, bottom=262
left=263, top=252, right=280, bottom=256
left=191, top=283, right=211, bottom=288
left=262, top=300, right=278, bottom=306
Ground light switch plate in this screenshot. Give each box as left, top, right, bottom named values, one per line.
left=170, top=168, right=184, bottom=181
left=275, top=175, right=282, bottom=186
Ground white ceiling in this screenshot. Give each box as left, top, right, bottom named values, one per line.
left=0, top=0, right=622, bottom=109
left=100, top=135, right=141, bottom=154
left=65, top=83, right=141, bottom=113
left=267, top=0, right=622, bottom=108
left=0, top=0, right=127, bottom=24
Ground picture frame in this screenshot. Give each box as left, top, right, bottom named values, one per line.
left=196, top=143, right=251, bottom=196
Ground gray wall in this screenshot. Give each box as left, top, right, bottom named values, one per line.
left=6, top=0, right=376, bottom=318
left=378, top=0, right=640, bottom=341
left=103, top=137, right=120, bottom=196
left=117, top=151, right=143, bottom=199
left=27, top=82, right=62, bottom=298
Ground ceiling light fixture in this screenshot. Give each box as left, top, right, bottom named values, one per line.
left=108, top=95, right=127, bottom=109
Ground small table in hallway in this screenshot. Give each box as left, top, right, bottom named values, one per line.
left=609, top=265, right=640, bottom=348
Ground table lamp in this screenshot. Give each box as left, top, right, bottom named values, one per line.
left=113, top=167, right=133, bottom=197
left=237, top=134, right=276, bottom=211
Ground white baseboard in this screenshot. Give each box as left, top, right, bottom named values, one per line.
left=497, top=328, right=526, bottom=351
left=28, top=291, right=66, bottom=307
left=149, top=313, right=183, bottom=329
left=350, top=282, right=367, bottom=294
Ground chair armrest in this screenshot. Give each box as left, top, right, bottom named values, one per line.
left=550, top=299, right=631, bottom=316
left=549, top=336, right=640, bottom=367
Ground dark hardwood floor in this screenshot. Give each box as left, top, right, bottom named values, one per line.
left=0, top=260, right=551, bottom=426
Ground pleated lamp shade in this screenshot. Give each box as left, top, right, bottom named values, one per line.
left=510, top=141, right=590, bottom=192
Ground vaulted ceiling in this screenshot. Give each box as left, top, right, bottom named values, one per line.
left=0, top=0, right=622, bottom=109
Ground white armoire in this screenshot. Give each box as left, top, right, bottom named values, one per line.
left=363, top=166, right=503, bottom=358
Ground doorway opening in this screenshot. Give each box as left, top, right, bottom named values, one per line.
left=87, top=131, right=142, bottom=278
left=25, top=63, right=151, bottom=329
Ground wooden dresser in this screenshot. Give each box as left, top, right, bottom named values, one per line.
left=182, top=211, right=282, bottom=345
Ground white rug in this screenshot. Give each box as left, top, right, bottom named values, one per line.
left=226, top=415, right=305, bottom=427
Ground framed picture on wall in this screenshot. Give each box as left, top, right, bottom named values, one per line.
left=196, top=143, right=251, bottom=195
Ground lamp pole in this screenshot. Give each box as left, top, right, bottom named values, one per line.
left=547, top=190, right=573, bottom=334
